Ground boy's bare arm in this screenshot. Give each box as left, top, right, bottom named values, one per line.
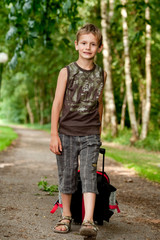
left=99, top=71, right=107, bottom=135
left=50, top=68, right=67, bottom=155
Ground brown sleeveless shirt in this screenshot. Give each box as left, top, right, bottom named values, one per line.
left=58, top=62, right=104, bottom=136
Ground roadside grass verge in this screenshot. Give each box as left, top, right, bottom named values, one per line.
left=0, top=126, right=18, bottom=151
left=102, top=127, right=160, bottom=152
left=103, top=145, right=160, bottom=183
left=24, top=123, right=51, bottom=132
left=0, top=120, right=51, bottom=132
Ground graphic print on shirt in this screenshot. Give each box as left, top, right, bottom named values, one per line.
left=66, top=63, right=104, bottom=115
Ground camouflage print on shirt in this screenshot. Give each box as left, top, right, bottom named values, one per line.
left=66, top=62, right=104, bottom=115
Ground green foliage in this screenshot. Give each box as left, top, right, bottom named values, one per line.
left=107, top=0, right=160, bottom=131
left=0, top=36, right=77, bottom=123
left=38, top=177, right=58, bottom=195
left=1, top=0, right=81, bottom=124
left=135, top=130, right=160, bottom=152
left=104, top=146, right=160, bottom=183
left=1, top=71, right=29, bottom=122
left=103, top=127, right=132, bottom=145
left=0, top=0, right=160, bottom=139
left=0, top=126, right=18, bottom=151
left=4, top=0, right=84, bottom=68
left=102, top=127, right=160, bottom=152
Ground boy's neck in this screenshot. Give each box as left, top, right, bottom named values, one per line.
left=76, top=58, right=95, bottom=70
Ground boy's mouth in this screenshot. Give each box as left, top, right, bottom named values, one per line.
left=83, top=52, right=92, bottom=55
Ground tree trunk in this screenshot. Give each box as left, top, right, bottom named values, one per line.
left=100, top=0, right=118, bottom=137
left=121, top=0, right=139, bottom=141
left=26, top=98, right=34, bottom=124
left=34, top=78, right=40, bottom=123
left=138, top=77, right=145, bottom=126
left=40, top=101, right=44, bottom=125
left=140, top=0, right=152, bottom=140
left=109, top=0, right=114, bottom=20
left=120, top=93, right=127, bottom=130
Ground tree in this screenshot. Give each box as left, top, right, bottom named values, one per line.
left=100, top=0, right=118, bottom=137
left=140, top=0, right=152, bottom=139
left=1, top=0, right=83, bottom=124
left=1, top=0, right=159, bottom=135
left=120, top=92, right=127, bottom=129
left=4, top=0, right=84, bottom=68
left=0, top=1, right=9, bottom=95
left=121, top=0, right=139, bottom=141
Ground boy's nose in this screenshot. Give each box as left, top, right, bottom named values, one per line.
left=86, top=44, right=90, bottom=49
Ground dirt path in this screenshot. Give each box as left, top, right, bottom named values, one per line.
left=0, top=126, right=160, bottom=240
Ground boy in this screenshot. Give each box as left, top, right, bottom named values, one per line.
left=50, top=23, right=106, bottom=237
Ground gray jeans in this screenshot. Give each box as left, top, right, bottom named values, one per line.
left=56, top=134, right=101, bottom=194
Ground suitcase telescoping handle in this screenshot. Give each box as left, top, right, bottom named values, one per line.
left=99, top=148, right=106, bottom=173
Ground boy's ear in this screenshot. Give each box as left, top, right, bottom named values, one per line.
left=75, top=40, right=79, bottom=51
left=97, top=44, right=103, bottom=53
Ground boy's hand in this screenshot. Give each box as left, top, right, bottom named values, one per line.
left=50, top=135, right=62, bottom=155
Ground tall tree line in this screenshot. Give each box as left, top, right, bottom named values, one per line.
left=99, top=0, right=156, bottom=141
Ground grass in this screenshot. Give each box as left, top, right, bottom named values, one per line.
left=135, top=131, right=160, bottom=152
left=0, top=119, right=51, bottom=132
left=0, top=126, right=18, bottom=151
left=102, top=127, right=160, bottom=152
left=103, top=145, right=160, bottom=183
left=102, top=127, right=160, bottom=183
left=23, top=123, right=51, bottom=132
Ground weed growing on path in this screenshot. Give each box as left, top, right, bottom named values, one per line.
left=38, top=177, right=58, bottom=195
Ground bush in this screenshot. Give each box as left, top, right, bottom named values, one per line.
left=102, top=127, right=160, bottom=152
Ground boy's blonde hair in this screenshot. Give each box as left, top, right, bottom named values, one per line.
left=76, top=23, right=103, bottom=47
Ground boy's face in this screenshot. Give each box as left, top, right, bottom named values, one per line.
left=75, top=33, right=103, bottom=60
